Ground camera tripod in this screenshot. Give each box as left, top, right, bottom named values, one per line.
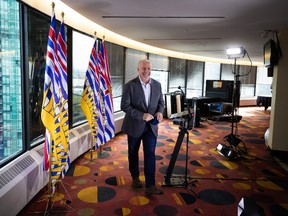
left=162, top=117, right=198, bottom=198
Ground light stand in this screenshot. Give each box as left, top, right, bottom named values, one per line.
left=191, top=97, right=202, bottom=130
left=223, top=48, right=247, bottom=158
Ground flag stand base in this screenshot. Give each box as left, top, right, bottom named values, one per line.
left=80, top=149, right=98, bottom=164
left=31, top=180, right=75, bottom=215
left=79, top=145, right=105, bottom=164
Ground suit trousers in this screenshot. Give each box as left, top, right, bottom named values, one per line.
left=127, top=123, right=157, bottom=188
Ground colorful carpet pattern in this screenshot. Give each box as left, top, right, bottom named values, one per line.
left=20, top=107, right=288, bottom=216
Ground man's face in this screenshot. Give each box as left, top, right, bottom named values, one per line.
left=138, top=61, right=151, bottom=83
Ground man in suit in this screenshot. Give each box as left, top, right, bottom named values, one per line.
left=121, top=59, right=165, bottom=196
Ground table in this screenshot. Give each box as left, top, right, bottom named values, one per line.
left=187, top=97, right=221, bottom=117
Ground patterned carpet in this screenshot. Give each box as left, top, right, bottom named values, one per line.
left=19, top=107, right=288, bottom=216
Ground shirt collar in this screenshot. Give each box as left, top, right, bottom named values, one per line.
left=139, top=76, right=151, bottom=85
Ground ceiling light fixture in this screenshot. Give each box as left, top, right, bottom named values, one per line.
left=143, top=38, right=221, bottom=41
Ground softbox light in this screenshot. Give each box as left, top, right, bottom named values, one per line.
left=216, top=143, right=238, bottom=161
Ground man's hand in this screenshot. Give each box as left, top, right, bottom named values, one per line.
left=143, top=113, right=154, bottom=122
left=155, top=112, right=163, bottom=123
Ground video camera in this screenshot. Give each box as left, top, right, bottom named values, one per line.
left=170, top=86, right=193, bottom=129
left=171, top=87, right=201, bottom=129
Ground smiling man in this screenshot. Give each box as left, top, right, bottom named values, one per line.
left=121, top=59, right=165, bottom=196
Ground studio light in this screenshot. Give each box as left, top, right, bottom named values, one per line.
left=221, top=46, right=248, bottom=158
left=238, top=196, right=265, bottom=216
left=216, top=143, right=238, bottom=161
left=226, top=47, right=246, bottom=59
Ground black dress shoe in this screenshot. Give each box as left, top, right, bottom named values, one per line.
left=132, top=178, right=143, bottom=189
left=145, top=186, right=164, bottom=196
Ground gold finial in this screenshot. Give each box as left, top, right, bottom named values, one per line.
left=94, top=31, right=97, bottom=39
left=103, top=35, right=105, bottom=41
left=51, top=2, right=55, bottom=9
left=61, top=12, right=64, bottom=18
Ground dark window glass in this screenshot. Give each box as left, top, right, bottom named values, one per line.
left=27, top=9, right=64, bottom=144
left=27, top=10, right=49, bottom=144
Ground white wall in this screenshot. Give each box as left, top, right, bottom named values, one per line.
left=268, top=29, right=288, bottom=151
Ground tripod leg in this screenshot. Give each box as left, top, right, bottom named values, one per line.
left=238, top=140, right=247, bottom=154
left=164, top=128, right=186, bottom=185
left=186, top=182, right=199, bottom=198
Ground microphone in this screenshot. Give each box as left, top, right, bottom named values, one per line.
left=177, top=86, right=188, bottom=108
left=178, top=86, right=185, bottom=97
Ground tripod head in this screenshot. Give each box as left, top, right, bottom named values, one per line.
left=177, top=86, right=193, bottom=130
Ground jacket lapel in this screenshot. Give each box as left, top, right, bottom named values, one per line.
left=149, top=79, right=155, bottom=108
left=134, top=78, right=147, bottom=108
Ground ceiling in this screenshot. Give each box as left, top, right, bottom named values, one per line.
left=61, top=0, right=288, bottom=63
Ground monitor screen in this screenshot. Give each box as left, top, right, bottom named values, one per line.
left=206, top=80, right=234, bottom=103
left=264, top=39, right=278, bottom=67
left=213, top=81, right=222, bottom=88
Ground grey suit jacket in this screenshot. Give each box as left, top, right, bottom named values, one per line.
left=121, top=77, right=165, bottom=137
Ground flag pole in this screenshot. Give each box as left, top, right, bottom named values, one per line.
left=45, top=137, right=53, bottom=214
left=85, top=31, right=98, bottom=162
left=100, top=36, right=105, bottom=155
left=45, top=3, right=54, bottom=215
left=61, top=11, right=65, bottom=20
left=101, top=34, right=104, bottom=155
left=88, top=31, right=97, bottom=162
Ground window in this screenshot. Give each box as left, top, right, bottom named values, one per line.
left=186, top=60, right=204, bottom=98
left=72, top=31, right=95, bottom=126
left=238, top=65, right=257, bottom=98
left=27, top=9, right=54, bottom=145
left=256, top=66, right=273, bottom=96
left=105, top=42, right=124, bottom=112
left=125, top=49, right=147, bottom=83
left=221, top=63, right=235, bottom=81
left=169, top=58, right=186, bottom=93
left=151, top=71, right=169, bottom=94
left=149, top=54, right=169, bottom=94
left=204, top=62, right=221, bottom=96
left=0, top=0, right=22, bottom=166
